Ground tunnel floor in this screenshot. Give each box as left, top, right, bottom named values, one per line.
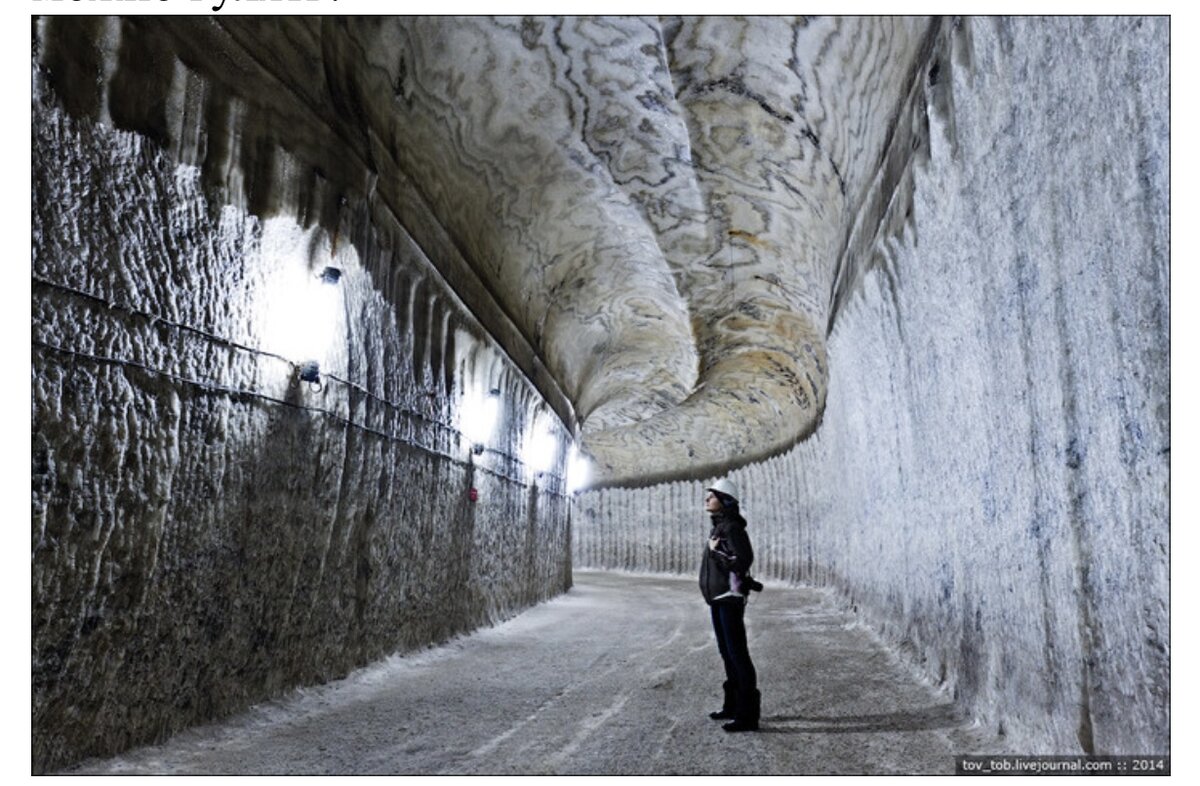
left=64, top=571, right=994, bottom=775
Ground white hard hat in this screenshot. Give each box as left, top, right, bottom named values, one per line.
left=706, top=477, right=740, bottom=503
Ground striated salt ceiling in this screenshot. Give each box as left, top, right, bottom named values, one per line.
left=38, top=16, right=939, bottom=486
left=364, top=17, right=934, bottom=487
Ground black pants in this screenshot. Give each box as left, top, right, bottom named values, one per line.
left=711, top=599, right=757, bottom=706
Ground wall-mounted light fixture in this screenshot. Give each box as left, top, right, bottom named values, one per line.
left=525, top=417, right=558, bottom=478
left=287, top=266, right=344, bottom=392
left=461, top=384, right=502, bottom=453
left=566, top=444, right=592, bottom=494
left=257, top=221, right=349, bottom=394
left=299, top=361, right=323, bottom=392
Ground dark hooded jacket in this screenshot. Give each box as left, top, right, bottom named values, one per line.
left=699, top=508, right=754, bottom=604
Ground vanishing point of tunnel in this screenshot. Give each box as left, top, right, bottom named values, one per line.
left=32, top=15, right=1168, bottom=774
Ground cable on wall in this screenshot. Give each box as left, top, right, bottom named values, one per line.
left=32, top=273, right=567, bottom=485
left=32, top=274, right=454, bottom=434
left=32, top=338, right=567, bottom=495
left=31, top=283, right=568, bottom=494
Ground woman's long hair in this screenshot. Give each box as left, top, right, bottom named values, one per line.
left=712, top=491, right=742, bottom=521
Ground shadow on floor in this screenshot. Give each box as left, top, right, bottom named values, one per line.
left=759, top=703, right=965, bottom=734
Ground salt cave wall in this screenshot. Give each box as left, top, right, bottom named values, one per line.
left=32, top=22, right=572, bottom=772
left=576, top=17, right=1169, bottom=756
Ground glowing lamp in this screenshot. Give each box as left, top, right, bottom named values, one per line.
left=526, top=419, right=558, bottom=476
left=461, top=387, right=501, bottom=447
left=566, top=444, right=592, bottom=494
left=266, top=263, right=344, bottom=390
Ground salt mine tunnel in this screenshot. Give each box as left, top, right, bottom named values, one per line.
left=31, top=15, right=1169, bottom=774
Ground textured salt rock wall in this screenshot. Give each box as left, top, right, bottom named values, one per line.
left=575, top=17, right=1168, bottom=755
left=32, top=68, right=572, bottom=772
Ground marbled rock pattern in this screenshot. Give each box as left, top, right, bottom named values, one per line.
left=349, top=16, right=931, bottom=485
left=574, top=16, right=1168, bottom=758
left=582, top=17, right=931, bottom=484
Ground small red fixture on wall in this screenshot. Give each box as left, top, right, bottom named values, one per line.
left=468, top=488, right=479, bottom=503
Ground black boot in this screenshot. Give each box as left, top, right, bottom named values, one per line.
left=722, top=689, right=760, bottom=732
left=709, top=680, right=738, bottom=720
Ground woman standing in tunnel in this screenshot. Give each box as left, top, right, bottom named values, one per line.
left=699, top=478, right=760, bottom=732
